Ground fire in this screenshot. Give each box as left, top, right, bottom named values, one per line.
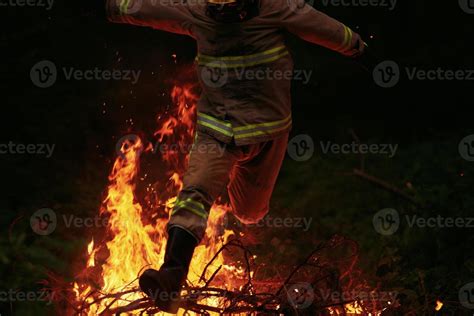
left=72, top=83, right=240, bottom=315
left=86, top=239, right=95, bottom=268
left=67, top=79, right=391, bottom=315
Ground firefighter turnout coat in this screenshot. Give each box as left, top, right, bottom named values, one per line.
left=106, top=0, right=363, bottom=145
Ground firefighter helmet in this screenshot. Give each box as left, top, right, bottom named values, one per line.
left=206, top=0, right=259, bottom=23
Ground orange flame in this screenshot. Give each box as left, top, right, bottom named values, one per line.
left=73, top=83, right=240, bottom=315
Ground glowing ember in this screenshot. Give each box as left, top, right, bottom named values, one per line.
left=435, top=299, right=443, bottom=311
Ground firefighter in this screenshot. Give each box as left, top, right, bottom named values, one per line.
left=100, top=0, right=366, bottom=312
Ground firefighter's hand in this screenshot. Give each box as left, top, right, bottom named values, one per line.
left=347, top=32, right=366, bottom=58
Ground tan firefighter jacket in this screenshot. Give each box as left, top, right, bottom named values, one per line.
left=107, top=0, right=362, bottom=145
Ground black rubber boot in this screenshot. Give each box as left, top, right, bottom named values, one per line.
left=139, top=227, right=198, bottom=313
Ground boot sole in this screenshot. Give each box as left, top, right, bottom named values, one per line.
left=139, top=271, right=180, bottom=314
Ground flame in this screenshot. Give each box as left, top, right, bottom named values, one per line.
left=329, top=302, right=367, bottom=315
left=345, top=302, right=364, bottom=314
left=86, top=239, right=95, bottom=268
left=73, top=83, right=241, bottom=315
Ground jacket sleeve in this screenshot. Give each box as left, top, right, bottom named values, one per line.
left=275, top=0, right=363, bottom=56
left=106, top=0, right=194, bottom=36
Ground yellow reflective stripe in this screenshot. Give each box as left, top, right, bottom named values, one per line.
left=339, top=26, right=349, bottom=51
left=198, top=112, right=232, bottom=128
left=119, top=0, right=130, bottom=14
left=172, top=198, right=208, bottom=219
left=197, top=112, right=291, bottom=139
left=198, top=120, right=234, bottom=137
left=198, top=46, right=286, bottom=62
left=200, top=51, right=289, bottom=69
left=235, top=120, right=292, bottom=139
left=234, top=115, right=292, bottom=132
left=173, top=198, right=206, bottom=212
left=345, top=27, right=353, bottom=50
left=180, top=198, right=205, bottom=212
left=339, top=25, right=353, bottom=52
left=197, top=112, right=233, bottom=137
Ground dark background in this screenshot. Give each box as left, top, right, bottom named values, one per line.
left=1, top=0, right=474, bottom=315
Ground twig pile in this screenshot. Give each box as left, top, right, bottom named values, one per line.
left=67, top=236, right=393, bottom=315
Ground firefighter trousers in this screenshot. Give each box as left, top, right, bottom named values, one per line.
left=167, top=131, right=289, bottom=242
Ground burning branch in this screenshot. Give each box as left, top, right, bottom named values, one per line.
left=66, top=236, right=393, bottom=315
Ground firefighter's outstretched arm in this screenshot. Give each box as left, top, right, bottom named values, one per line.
left=278, top=0, right=365, bottom=57
left=105, top=0, right=194, bottom=36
